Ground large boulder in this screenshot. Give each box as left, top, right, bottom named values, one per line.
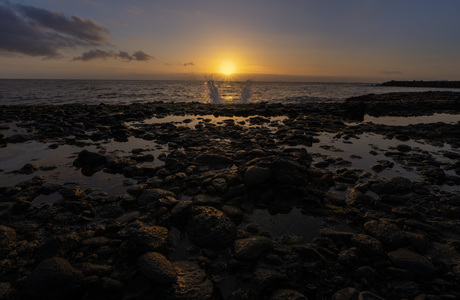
left=22, top=257, right=84, bottom=299
left=138, top=188, right=176, bottom=207
left=233, top=236, right=273, bottom=260
left=364, top=220, right=406, bottom=247
left=186, top=206, right=236, bottom=250
left=170, top=261, right=213, bottom=299
left=73, top=149, right=107, bottom=168
left=137, top=252, right=177, bottom=284
left=121, top=226, right=174, bottom=255
left=351, top=234, right=385, bottom=257
left=388, top=248, right=436, bottom=276
left=244, top=166, right=271, bottom=188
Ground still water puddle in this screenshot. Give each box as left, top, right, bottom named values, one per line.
left=307, top=132, right=455, bottom=180
left=241, top=207, right=354, bottom=244
left=0, top=136, right=166, bottom=200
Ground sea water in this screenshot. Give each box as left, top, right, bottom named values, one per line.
left=1, top=79, right=460, bottom=105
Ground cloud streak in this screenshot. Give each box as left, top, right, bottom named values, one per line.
left=0, top=2, right=153, bottom=62
left=72, top=49, right=154, bottom=62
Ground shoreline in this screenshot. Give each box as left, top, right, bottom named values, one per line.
left=1, top=92, right=460, bottom=299
left=380, top=80, right=460, bottom=89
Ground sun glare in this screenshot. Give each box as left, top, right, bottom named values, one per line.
left=219, top=61, right=236, bottom=75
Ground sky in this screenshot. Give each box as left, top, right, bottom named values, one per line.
left=1, top=0, right=460, bottom=82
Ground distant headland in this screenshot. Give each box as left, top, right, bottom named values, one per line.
left=380, top=80, right=460, bottom=88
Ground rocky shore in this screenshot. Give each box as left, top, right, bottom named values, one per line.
left=380, top=81, right=460, bottom=89
left=1, top=91, right=460, bottom=299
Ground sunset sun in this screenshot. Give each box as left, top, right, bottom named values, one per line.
left=219, top=61, right=237, bottom=75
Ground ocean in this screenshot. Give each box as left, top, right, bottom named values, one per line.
left=1, top=79, right=460, bottom=105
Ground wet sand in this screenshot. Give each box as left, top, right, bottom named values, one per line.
left=1, top=91, right=460, bottom=299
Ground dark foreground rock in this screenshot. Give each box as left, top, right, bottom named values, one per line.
left=0, top=95, right=460, bottom=299
left=21, top=257, right=84, bottom=299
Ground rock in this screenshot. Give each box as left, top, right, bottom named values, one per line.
left=0, top=226, right=16, bottom=257
left=83, top=236, right=115, bottom=248
left=170, top=200, right=193, bottom=221
left=170, top=261, right=213, bottom=299
left=418, top=166, right=446, bottom=184
left=127, top=184, right=147, bottom=197
left=269, top=289, right=307, bottom=300
left=22, top=257, right=84, bottom=299
left=0, top=282, right=14, bottom=299
left=192, top=194, right=223, bottom=207
left=351, top=234, right=385, bottom=257
left=79, top=262, right=111, bottom=277
left=354, top=266, right=377, bottom=282
left=8, top=198, right=31, bottom=214
left=427, top=242, right=460, bottom=266
left=221, top=205, right=244, bottom=222
left=195, top=154, right=234, bottom=169
left=244, top=166, right=271, bottom=187
left=138, top=188, right=175, bottom=207
left=371, top=160, right=394, bottom=172
left=212, top=177, right=228, bottom=194
left=233, top=236, right=273, bottom=259
left=388, top=248, right=436, bottom=276
left=37, top=233, right=81, bottom=261
left=7, top=133, right=34, bottom=143
left=346, top=189, right=372, bottom=206
left=396, top=144, right=412, bottom=152
left=358, top=291, right=386, bottom=300
left=59, top=185, right=85, bottom=199
left=332, top=287, right=359, bottom=300
left=338, top=247, right=359, bottom=266
left=364, top=220, right=406, bottom=247
left=321, top=229, right=354, bottom=244
left=371, top=177, right=413, bottom=195
left=101, top=277, right=123, bottom=293
left=406, top=232, right=428, bottom=254
left=122, top=226, right=174, bottom=255
left=115, top=211, right=140, bottom=224
left=73, top=149, right=106, bottom=167
left=186, top=206, right=237, bottom=250
left=137, top=252, right=177, bottom=284
left=253, top=268, right=286, bottom=295
left=17, top=163, right=38, bottom=174
left=389, top=280, right=419, bottom=298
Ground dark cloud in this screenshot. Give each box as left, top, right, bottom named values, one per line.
left=0, top=2, right=154, bottom=62
left=72, top=49, right=114, bottom=61
left=15, top=4, right=108, bottom=44
left=132, top=50, right=153, bottom=61
left=117, top=51, right=133, bottom=61
left=73, top=49, right=154, bottom=62
left=0, top=2, right=109, bottom=58
left=184, top=62, right=195, bottom=66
